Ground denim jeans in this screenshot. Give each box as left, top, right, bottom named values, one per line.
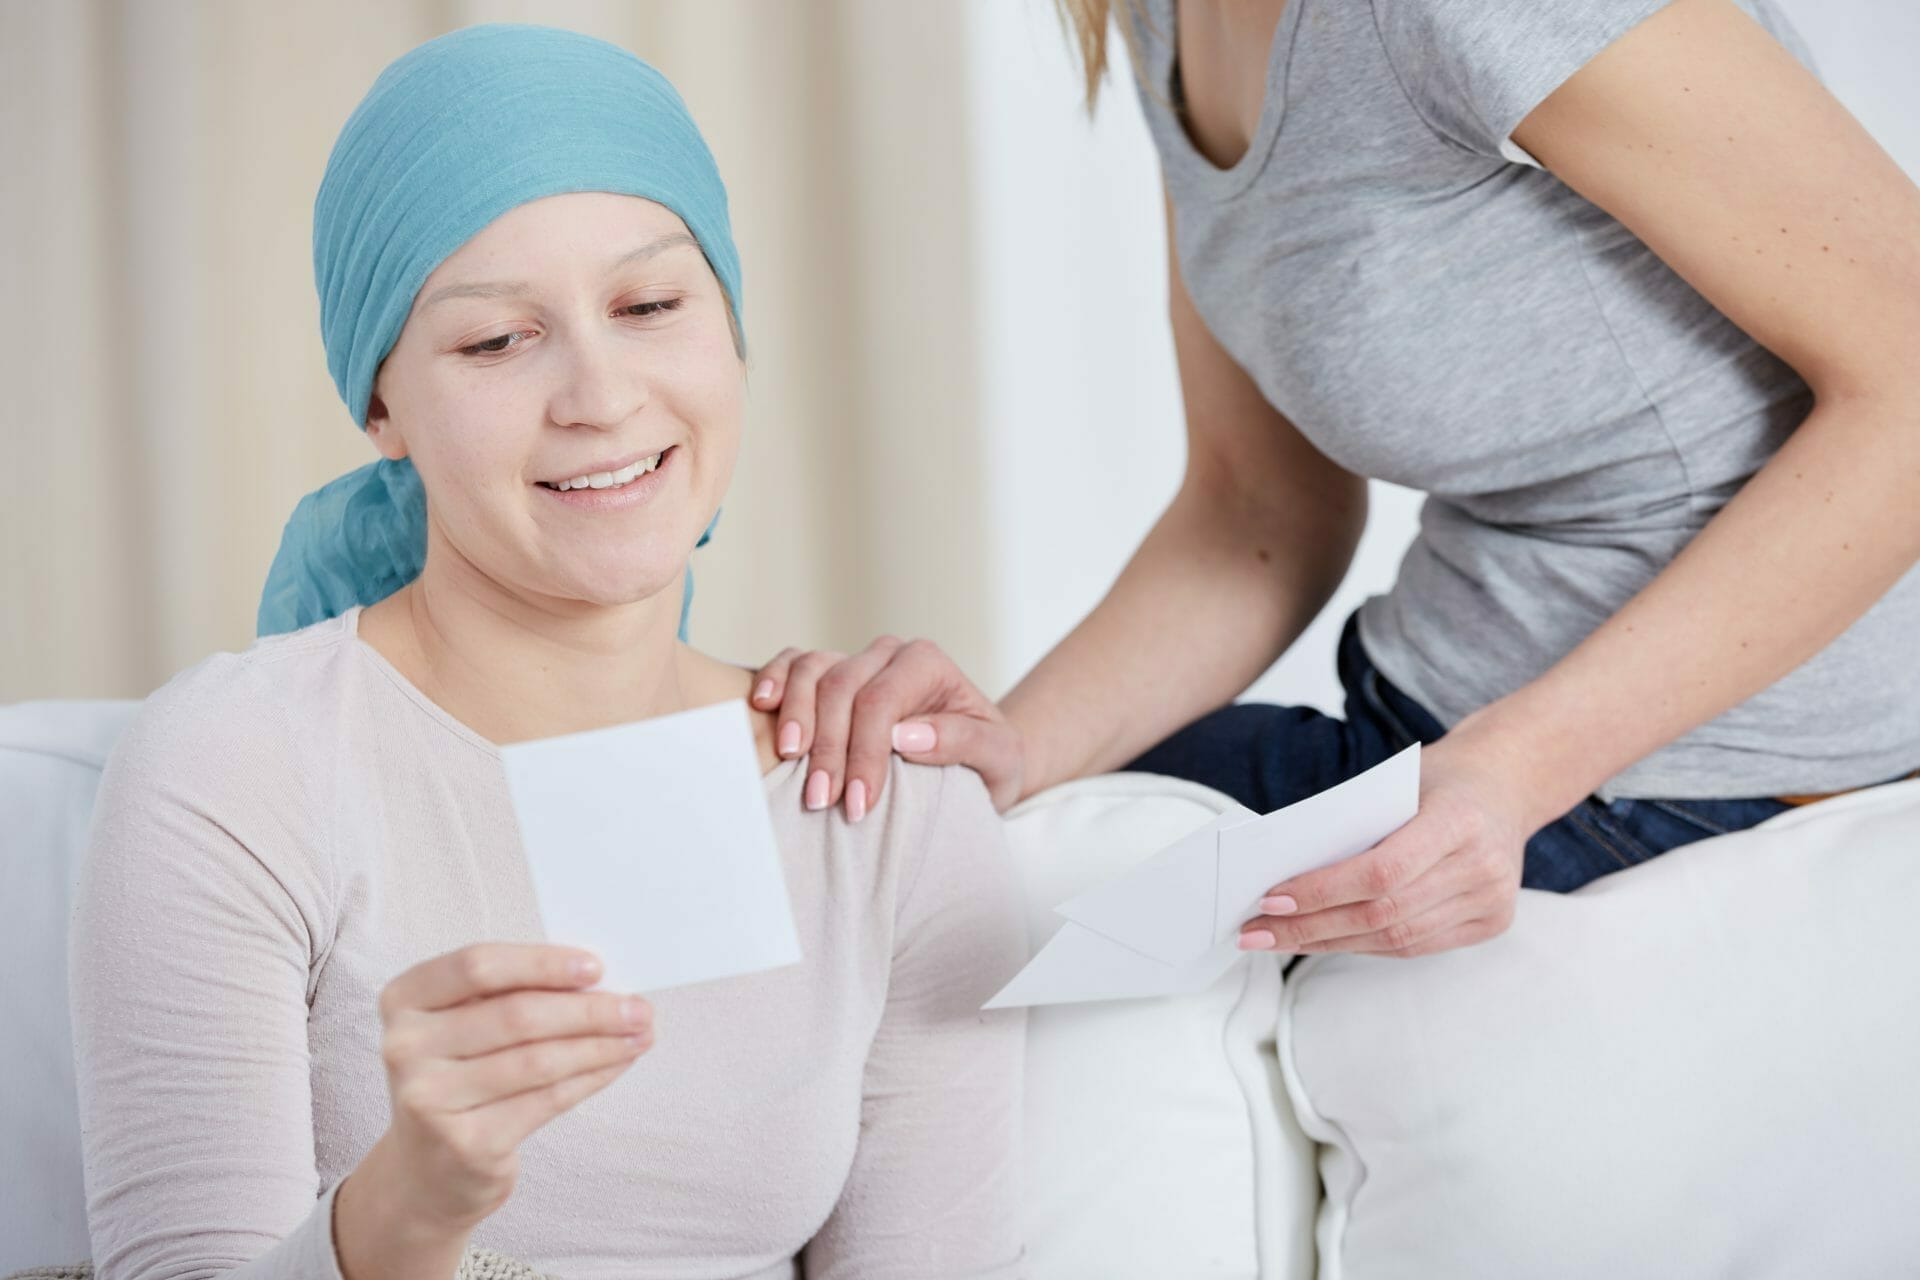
left=1123, top=610, right=1795, bottom=893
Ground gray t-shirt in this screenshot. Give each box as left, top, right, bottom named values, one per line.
left=1133, top=0, right=1920, bottom=800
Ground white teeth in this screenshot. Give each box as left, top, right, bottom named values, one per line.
left=552, top=452, right=664, bottom=491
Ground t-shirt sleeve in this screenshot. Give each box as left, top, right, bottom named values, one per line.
left=1371, top=0, right=1676, bottom=166
left=802, top=763, right=1030, bottom=1280
left=67, top=658, right=347, bottom=1279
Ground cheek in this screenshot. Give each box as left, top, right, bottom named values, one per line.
left=674, top=339, right=748, bottom=456
left=410, top=412, right=532, bottom=533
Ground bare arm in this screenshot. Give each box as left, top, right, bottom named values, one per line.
left=754, top=190, right=1365, bottom=814
left=1001, top=193, right=1366, bottom=797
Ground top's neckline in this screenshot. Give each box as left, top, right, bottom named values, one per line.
left=340, top=603, right=805, bottom=789
left=1152, top=0, right=1307, bottom=202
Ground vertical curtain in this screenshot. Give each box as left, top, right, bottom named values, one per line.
left=0, top=0, right=995, bottom=701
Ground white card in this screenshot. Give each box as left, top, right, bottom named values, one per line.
left=985, top=745, right=1420, bottom=1009
left=500, top=699, right=801, bottom=995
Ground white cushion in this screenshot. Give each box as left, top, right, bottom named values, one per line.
left=1278, top=778, right=1920, bottom=1279
left=1004, top=772, right=1318, bottom=1280
left=0, top=699, right=142, bottom=1275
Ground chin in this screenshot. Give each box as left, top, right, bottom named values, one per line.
left=563, top=567, right=685, bottom=610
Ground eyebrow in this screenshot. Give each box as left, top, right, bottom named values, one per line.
left=419, top=233, right=702, bottom=309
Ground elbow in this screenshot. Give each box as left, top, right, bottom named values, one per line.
left=1176, top=457, right=1368, bottom=583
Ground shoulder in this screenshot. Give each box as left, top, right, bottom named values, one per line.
left=1368, top=0, right=1678, bottom=159
left=861, top=758, right=1019, bottom=932
left=95, top=617, right=365, bottom=893
left=82, top=619, right=364, bottom=941
left=114, top=616, right=356, bottom=778
left=867, top=757, right=1001, bottom=855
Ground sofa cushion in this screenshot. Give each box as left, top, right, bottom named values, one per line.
left=1004, top=771, right=1318, bottom=1280
left=0, top=700, right=142, bottom=1276
left=1278, top=778, right=1920, bottom=1279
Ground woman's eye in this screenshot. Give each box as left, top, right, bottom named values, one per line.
left=460, top=331, right=530, bottom=357
left=459, top=300, right=680, bottom=357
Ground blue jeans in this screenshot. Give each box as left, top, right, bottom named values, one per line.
left=1123, top=610, right=1794, bottom=893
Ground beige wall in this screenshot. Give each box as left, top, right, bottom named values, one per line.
left=0, top=0, right=996, bottom=701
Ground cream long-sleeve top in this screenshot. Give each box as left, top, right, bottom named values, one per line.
left=68, top=605, right=1029, bottom=1280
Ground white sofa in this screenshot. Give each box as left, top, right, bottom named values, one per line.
left=6, top=698, right=1919, bottom=1278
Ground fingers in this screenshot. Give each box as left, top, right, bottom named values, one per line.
left=483, top=1057, right=637, bottom=1152
left=434, top=1033, right=650, bottom=1112
left=804, top=638, right=903, bottom=812
left=749, top=648, right=802, bottom=714
left=1238, top=848, right=1480, bottom=951
left=770, top=649, right=848, bottom=767
left=1295, top=893, right=1515, bottom=957
left=382, top=943, right=603, bottom=1019
left=839, top=639, right=958, bottom=818
left=896, top=714, right=1026, bottom=812
left=421, top=988, right=652, bottom=1060
left=1259, top=810, right=1449, bottom=917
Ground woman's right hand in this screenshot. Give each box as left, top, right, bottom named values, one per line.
left=751, top=636, right=1025, bottom=818
left=367, top=942, right=653, bottom=1233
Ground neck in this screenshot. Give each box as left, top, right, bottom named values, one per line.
left=358, top=550, right=779, bottom=771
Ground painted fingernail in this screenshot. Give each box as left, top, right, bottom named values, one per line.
left=806, top=770, right=830, bottom=811
left=892, top=722, right=937, bottom=753
left=754, top=679, right=775, bottom=704
left=1260, top=894, right=1298, bottom=915
left=778, top=721, right=801, bottom=757
left=1239, top=930, right=1278, bottom=951
left=846, top=778, right=868, bottom=823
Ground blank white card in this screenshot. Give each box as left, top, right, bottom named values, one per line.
left=500, top=699, right=801, bottom=995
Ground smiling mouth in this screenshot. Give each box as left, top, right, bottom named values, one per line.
left=536, top=448, right=671, bottom=491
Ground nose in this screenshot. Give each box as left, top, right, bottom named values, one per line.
left=546, top=322, right=646, bottom=431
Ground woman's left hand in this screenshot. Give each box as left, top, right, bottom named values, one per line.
left=1236, top=731, right=1539, bottom=959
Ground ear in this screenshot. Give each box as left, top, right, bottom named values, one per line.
left=363, top=388, right=409, bottom=461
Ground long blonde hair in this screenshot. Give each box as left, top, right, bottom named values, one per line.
left=1053, top=0, right=1151, bottom=113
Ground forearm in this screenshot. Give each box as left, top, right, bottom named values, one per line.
left=1001, top=472, right=1365, bottom=799
left=1455, top=391, right=1920, bottom=830
left=333, top=1135, right=475, bottom=1280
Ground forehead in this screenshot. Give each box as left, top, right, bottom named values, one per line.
left=418, top=192, right=700, bottom=305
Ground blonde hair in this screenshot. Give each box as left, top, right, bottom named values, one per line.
left=1053, top=0, right=1152, bottom=113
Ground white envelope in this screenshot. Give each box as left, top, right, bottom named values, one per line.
left=985, top=744, right=1420, bottom=1009
left=500, top=699, right=801, bottom=996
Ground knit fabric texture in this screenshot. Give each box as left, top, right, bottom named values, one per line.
left=2, top=1246, right=557, bottom=1280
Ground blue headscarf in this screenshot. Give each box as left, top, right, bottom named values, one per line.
left=257, top=23, right=743, bottom=640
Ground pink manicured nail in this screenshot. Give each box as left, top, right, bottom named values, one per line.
left=1239, top=930, right=1277, bottom=951
left=846, top=779, right=868, bottom=823
left=778, top=721, right=801, bottom=757
left=754, top=679, right=775, bottom=704
left=805, top=770, right=830, bottom=811
left=1260, top=894, right=1298, bottom=915
left=892, top=722, right=937, bottom=753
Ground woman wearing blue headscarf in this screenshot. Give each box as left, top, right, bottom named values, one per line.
left=66, top=25, right=1025, bottom=1279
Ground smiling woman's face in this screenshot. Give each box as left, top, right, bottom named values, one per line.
left=364, top=190, right=744, bottom=612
